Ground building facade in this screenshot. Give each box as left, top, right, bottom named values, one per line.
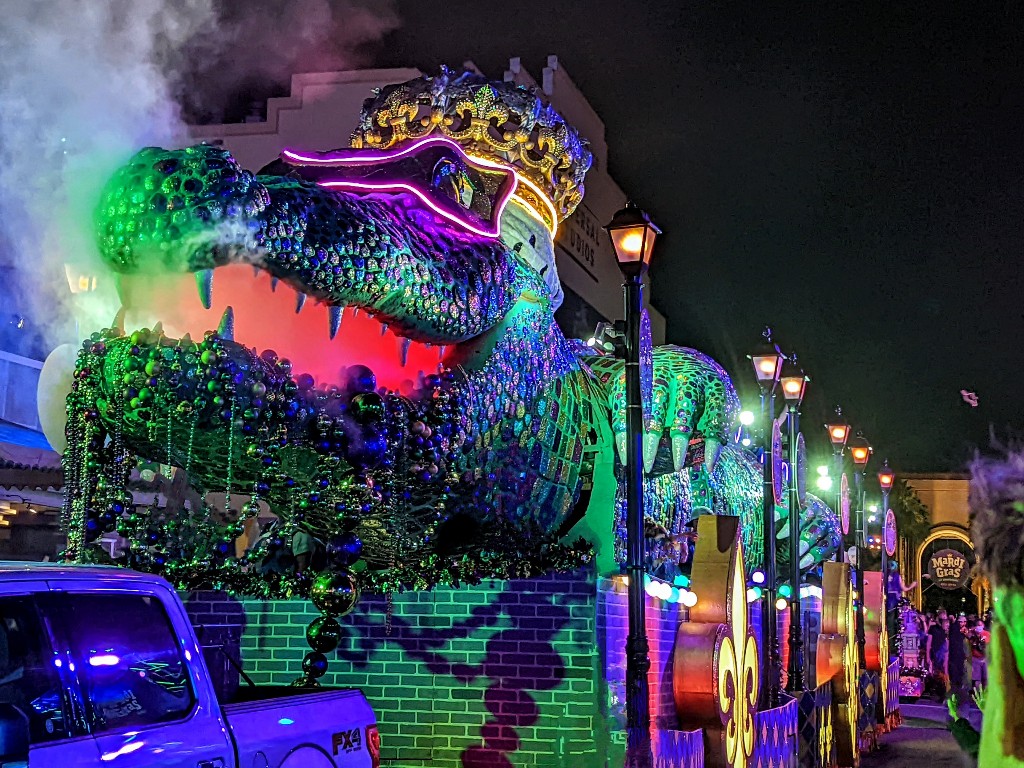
left=904, top=474, right=985, bottom=613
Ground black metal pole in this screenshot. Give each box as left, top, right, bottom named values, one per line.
left=855, top=471, right=867, bottom=669
left=623, top=274, right=652, bottom=767
left=834, top=451, right=844, bottom=563
left=786, top=403, right=805, bottom=691
left=760, top=389, right=780, bottom=707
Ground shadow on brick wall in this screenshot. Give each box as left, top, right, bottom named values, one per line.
left=333, top=576, right=595, bottom=767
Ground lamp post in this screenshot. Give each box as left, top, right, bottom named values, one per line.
left=878, top=460, right=895, bottom=649
left=780, top=357, right=808, bottom=692
left=824, top=409, right=850, bottom=562
left=749, top=332, right=784, bottom=707
left=606, top=202, right=661, bottom=767
left=849, top=431, right=873, bottom=668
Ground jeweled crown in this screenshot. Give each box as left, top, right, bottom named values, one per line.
left=351, top=69, right=592, bottom=227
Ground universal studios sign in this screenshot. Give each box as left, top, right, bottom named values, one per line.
left=928, top=548, right=970, bottom=590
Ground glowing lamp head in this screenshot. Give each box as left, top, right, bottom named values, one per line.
left=776, top=597, right=789, bottom=611
left=826, top=420, right=850, bottom=448
left=751, top=570, right=766, bottom=584
left=749, top=343, right=784, bottom=385
left=778, top=357, right=808, bottom=403
left=605, top=202, right=661, bottom=277
left=878, top=460, right=895, bottom=491
left=816, top=475, right=833, bottom=491
left=850, top=433, right=872, bottom=466
left=739, top=410, right=755, bottom=426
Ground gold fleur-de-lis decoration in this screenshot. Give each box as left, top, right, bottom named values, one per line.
left=717, top=541, right=760, bottom=768
left=673, top=515, right=759, bottom=768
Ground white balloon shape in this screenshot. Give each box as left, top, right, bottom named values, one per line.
left=37, top=343, right=79, bottom=454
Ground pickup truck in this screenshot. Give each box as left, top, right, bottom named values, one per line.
left=0, top=562, right=380, bottom=768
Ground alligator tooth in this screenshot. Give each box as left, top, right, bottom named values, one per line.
left=111, top=307, right=126, bottom=336
left=380, top=323, right=388, bottom=337
left=398, top=337, right=412, bottom=366
left=217, top=306, right=235, bottom=340
left=270, top=277, right=279, bottom=292
left=352, top=307, right=360, bottom=319
left=328, top=306, right=343, bottom=339
left=295, top=292, right=307, bottom=314
left=195, top=269, right=214, bottom=310
left=252, top=265, right=261, bottom=278
left=438, top=345, right=446, bottom=360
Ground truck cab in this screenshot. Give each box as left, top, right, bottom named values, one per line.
left=0, top=563, right=379, bottom=768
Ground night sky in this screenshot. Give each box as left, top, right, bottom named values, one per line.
left=366, top=0, right=1024, bottom=473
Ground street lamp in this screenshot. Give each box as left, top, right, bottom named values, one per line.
left=780, top=356, right=808, bottom=692
left=878, top=460, right=895, bottom=640
left=748, top=330, right=784, bottom=707
left=825, top=409, right=850, bottom=562
left=606, top=202, right=660, bottom=767
left=849, top=431, right=872, bottom=668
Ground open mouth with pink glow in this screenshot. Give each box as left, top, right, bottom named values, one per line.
left=118, top=264, right=453, bottom=394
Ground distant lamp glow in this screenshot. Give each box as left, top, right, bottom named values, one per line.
left=778, top=583, right=793, bottom=599
left=816, top=476, right=833, bottom=491
left=776, top=598, right=789, bottom=611
left=605, top=202, right=660, bottom=277
left=673, top=574, right=690, bottom=588
left=778, top=358, right=808, bottom=403
left=816, top=465, right=829, bottom=477
left=868, top=515, right=877, bottom=523
left=680, top=590, right=698, bottom=608
left=741, top=437, right=752, bottom=447
left=751, top=570, right=766, bottom=585
left=739, top=410, right=755, bottom=426
left=825, top=415, right=850, bottom=449
left=749, top=343, right=784, bottom=386
left=747, top=588, right=760, bottom=603
left=878, top=460, right=895, bottom=492
left=850, top=433, right=872, bottom=466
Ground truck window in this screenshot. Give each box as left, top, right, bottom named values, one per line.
left=0, top=596, right=69, bottom=742
left=61, top=594, right=195, bottom=733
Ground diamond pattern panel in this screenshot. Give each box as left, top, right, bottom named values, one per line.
left=751, top=695, right=799, bottom=768
left=653, top=728, right=704, bottom=768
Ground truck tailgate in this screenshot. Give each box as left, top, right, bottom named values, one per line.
left=223, top=687, right=377, bottom=768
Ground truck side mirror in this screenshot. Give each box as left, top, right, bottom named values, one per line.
left=0, top=702, right=29, bottom=765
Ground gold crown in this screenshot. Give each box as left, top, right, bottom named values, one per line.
left=351, top=68, right=593, bottom=231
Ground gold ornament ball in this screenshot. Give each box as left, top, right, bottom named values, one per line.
left=310, top=570, right=360, bottom=617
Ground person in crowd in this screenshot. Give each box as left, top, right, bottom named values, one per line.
left=949, top=614, right=973, bottom=697
left=971, top=619, right=991, bottom=687
left=928, top=610, right=950, bottom=676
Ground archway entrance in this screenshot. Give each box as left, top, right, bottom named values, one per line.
left=915, top=524, right=986, bottom=615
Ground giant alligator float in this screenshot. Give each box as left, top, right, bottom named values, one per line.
left=43, top=70, right=840, bottom=604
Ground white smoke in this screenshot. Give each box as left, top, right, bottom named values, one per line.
left=0, top=0, right=217, bottom=349
left=0, top=0, right=400, bottom=354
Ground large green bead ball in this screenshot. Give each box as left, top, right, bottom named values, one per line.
left=310, top=571, right=360, bottom=617
left=305, top=615, right=343, bottom=653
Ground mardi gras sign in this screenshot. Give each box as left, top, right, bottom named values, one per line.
left=928, top=548, right=970, bottom=590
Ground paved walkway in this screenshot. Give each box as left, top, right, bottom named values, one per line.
left=861, top=702, right=975, bottom=768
